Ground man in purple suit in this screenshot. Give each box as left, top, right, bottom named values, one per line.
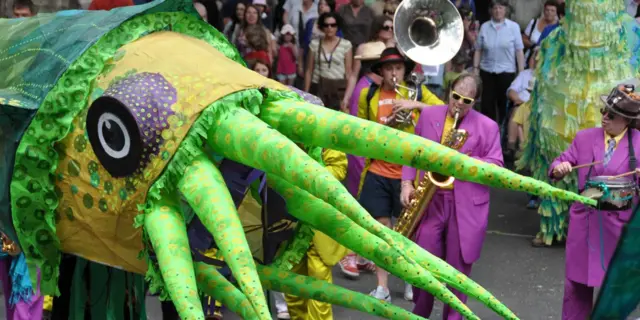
left=551, top=82, right=640, bottom=319
left=400, top=73, right=503, bottom=319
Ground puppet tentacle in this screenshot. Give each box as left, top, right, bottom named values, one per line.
left=178, top=154, right=270, bottom=320
left=389, top=232, right=519, bottom=319
left=257, top=98, right=596, bottom=206
left=194, top=262, right=259, bottom=320
left=267, top=174, right=479, bottom=320
left=256, top=264, right=428, bottom=320
left=144, top=202, right=204, bottom=320
left=205, top=107, right=415, bottom=262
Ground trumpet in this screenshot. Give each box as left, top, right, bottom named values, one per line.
left=392, top=74, right=422, bottom=128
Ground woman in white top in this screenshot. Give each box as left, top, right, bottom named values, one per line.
left=522, top=0, right=558, bottom=56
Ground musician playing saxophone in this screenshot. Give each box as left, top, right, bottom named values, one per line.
left=550, top=82, right=640, bottom=319
left=400, top=73, right=503, bottom=320
left=344, top=46, right=443, bottom=302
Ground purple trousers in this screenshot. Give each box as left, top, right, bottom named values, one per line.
left=412, top=190, right=472, bottom=320
left=0, top=258, right=43, bottom=320
left=562, top=278, right=593, bottom=320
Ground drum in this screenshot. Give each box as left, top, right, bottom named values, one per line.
left=581, top=176, right=637, bottom=210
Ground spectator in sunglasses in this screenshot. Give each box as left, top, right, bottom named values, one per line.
left=401, top=72, right=503, bottom=319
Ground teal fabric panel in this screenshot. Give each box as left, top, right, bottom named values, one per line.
left=0, top=0, right=198, bottom=110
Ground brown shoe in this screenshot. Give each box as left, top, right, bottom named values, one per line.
left=531, top=237, right=549, bottom=247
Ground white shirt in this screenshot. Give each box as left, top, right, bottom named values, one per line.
left=508, top=69, right=534, bottom=102
left=476, top=19, right=525, bottom=74
left=283, top=0, right=319, bottom=34
left=627, top=0, right=639, bottom=17
left=524, top=18, right=543, bottom=45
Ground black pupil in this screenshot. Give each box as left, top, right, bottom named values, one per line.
left=102, top=120, right=125, bottom=151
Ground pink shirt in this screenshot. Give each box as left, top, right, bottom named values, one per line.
left=277, top=45, right=297, bottom=75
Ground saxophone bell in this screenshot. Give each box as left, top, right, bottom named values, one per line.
left=425, top=107, right=465, bottom=188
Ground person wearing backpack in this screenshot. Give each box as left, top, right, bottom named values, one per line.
left=346, top=47, right=442, bottom=303
left=521, top=0, right=559, bottom=60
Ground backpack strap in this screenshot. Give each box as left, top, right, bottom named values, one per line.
left=365, top=82, right=379, bottom=120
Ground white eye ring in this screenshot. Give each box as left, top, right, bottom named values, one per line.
left=97, top=112, right=131, bottom=159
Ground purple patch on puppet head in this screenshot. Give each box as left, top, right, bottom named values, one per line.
left=288, top=86, right=324, bottom=106
left=104, top=72, right=177, bottom=168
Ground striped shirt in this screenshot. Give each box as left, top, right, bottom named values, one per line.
left=309, top=38, right=353, bottom=83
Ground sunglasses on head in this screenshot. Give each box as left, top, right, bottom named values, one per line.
left=451, top=91, right=474, bottom=104
left=600, top=107, right=616, bottom=120
left=323, top=23, right=338, bottom=28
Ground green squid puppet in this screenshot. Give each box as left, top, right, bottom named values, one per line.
left=0, top=1, right=598, bottom=319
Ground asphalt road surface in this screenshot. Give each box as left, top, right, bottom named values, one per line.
left=2, top=188, right=638, bottom=319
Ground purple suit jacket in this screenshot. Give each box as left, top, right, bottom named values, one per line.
left=402, top=105, right=503, bottom=264
left=550, top=127, right=640, bottom=286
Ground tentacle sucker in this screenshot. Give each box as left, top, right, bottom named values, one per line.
left=178, top=154, right=270, bottom=320
left=144, top=200, right=204, bottom=319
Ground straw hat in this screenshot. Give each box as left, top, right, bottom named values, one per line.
left=354, top=41, right=386, bottom=61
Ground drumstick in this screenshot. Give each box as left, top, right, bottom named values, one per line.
left=608, top=170, right=638, bottom=180
left=572, top=161, right=602, bottom=170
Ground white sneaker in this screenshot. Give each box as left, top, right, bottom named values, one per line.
left=369, top=285, right=391, bottom=303
left=404, top=282, right=413, bottom=301
left=276, top=311, right=290, bottom=319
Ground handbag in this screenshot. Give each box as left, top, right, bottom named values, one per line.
left=314, top=38, right=346, bottom=110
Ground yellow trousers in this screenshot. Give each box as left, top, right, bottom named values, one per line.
left=284, top=244, right=333, bottom=320
left=43, top=295, right=53, bottom=311
left=284, top=231, right=347, bottom=320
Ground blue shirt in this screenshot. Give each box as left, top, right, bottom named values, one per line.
left=476, top=19, right=524, bottom=74
left=537, top=23, right=560, bottom=45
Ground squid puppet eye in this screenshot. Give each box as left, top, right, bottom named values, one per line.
left=85, top=72, right=178, bottom=178
left=86, top=96, right=143, bottom=177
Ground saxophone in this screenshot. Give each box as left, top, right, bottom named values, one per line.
left=394, top=108, right=468, bottom=239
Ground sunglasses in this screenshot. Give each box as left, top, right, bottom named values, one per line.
left=323, top=23, right=338, bottom=28
left=600, top=107, right=616, bottom=120
left=451, top=91, right=474, bottom=104
left=383, top=10, right=394, bottom=15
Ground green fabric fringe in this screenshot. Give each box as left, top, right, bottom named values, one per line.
left=518, top=0, right=638, bottom=244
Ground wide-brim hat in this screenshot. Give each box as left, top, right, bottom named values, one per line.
left=600, top=78, right=640, bottom=120
left=354, top=41, right=386, bottom=61
left=370, top=47, right=415, bottom=76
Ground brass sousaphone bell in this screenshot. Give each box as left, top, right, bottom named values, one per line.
left=393, top=0, right=464, bottom=66
left=392, top=0, right=466, bottom=239
left=389, top=0, right=464, bottom=128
